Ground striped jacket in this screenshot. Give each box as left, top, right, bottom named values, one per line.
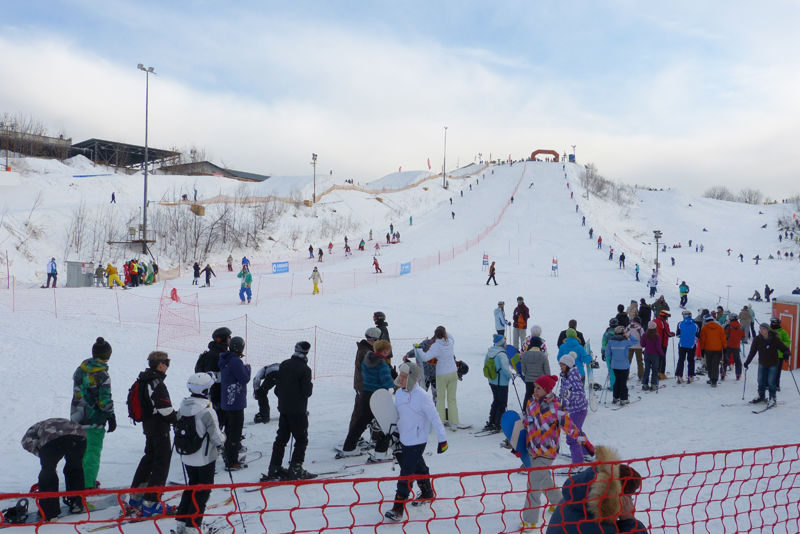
left=524, top=393, right=589, bottom=459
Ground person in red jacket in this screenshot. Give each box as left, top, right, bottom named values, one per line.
left=512, top=297, right=530, bottom=350
left=653, top=310, right=674, bottom=379
left=723, top=314, right=746, bottom=380
left=699, top=315, right=727, bottom=387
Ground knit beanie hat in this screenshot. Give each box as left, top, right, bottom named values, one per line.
left=647, top=321, right=657, bottom=329
left=704, top=314, right=713, bottom=323
left=493, top=334, right=505, bottom=345
left=530, top=324, right=542, bottom=337
left=294, top=341, right=311, bottom=355
left=529, top=336, right=543, bottom=348
left=566, top=328, right=578, bottom=339
left=92, top=337, right=112, bottom=360
left=560, top=352, right=576, bottom=368
left=535, top=374, right=558, bottom=393
left=395, top=361, right=421, bottom=392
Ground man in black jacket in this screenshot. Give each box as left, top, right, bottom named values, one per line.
left=129, top=351, right=178, bottom=516
left=194, top=327, right=231, bottom=429
left=346, top=328, right=381, bottom=439
left=266, top=341, right=315, bottom=481
left=638, top=298, right=652, bottom=327
left=556, top=319, right=586, bottom=347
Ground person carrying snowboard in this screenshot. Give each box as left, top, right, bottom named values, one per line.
left=252, top=363, right=280, bottom=423
left=384, top=362, right=447, bottom=522
left=219, top=336, right=250, bottom=470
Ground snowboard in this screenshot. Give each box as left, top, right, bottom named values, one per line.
left=369, top=388, right=398, bottom=435
left=500, top=410, right=530, bottom=468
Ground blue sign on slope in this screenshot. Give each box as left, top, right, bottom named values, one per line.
left=272, top=261, right=289, bottom=274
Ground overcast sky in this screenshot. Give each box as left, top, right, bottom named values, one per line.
left=2, top=0, right=799, bottom=197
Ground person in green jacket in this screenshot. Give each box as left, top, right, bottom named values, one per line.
left=70, top=337, right=116, bottom=488
left=771, top=317, right=791, bottom=391
left=238, top=265, right=253, bottom=304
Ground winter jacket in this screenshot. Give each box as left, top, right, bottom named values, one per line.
left=494, top=307, right=508, bottom=330
left=71, top=358, right=114, bottom=427
left=252, top=363, right=279, bottom=395
left=375, top=319, right=392, bottom=359
left=745, top=332, right=790, bottom=368
left=559, top=366, right=588, bottom=412
left=421, top=335, right=457, bottom=376
left=237, top=270, right=252, bottom=288
left=47, top=259, right=57, bottom=274
left=219, top=352, right=251, bottom=411
left=485, top=344, right=513, bottom=386
left=176, top=396, right=226, bottom=467
left=646, top=276, right=658, bottom=289
left=351, top=340, right=372, bottom=391
left=699, top=322, right=727, bottom=352
left=136, top=368, right=177, bottom=434
left=361, top=351, right=395, bottom=392
left=638, top=303, right=652, bottom=326
left=557, top=329, right=586, bottom=347
left=773, top=327, right=791, bottom=358
left=676, top=317, right=699, bottom=348
left=654, top=316, right=673, bottom=349
left=309, top=270, right=322, bottom=283
left=641, top=332, right=664, bottom=357
left=725, top=321, right=746, bottom=350
left=193, top=263, right=200, bottom=277
left=104, top=263, right=118, bottom=277
left=738, top=307, right=754, bottom=329
left=545, top=447, right=648, bottom=534
left=394, top=385, right=447, bottom=447
left=652, top=298, right=670, bottom=316
left=626, top=302, right=639, bottom=322
left=625, top=323, right=644, bottom=348
left=195, top=340, right=228, bottom=406
left=513, top=303, right=530, bottom=329
left=22, top=418, right=86, bottom=457
left=524, top=394, right=589, bottom=460
left=601, top=328, right=614, bottom=352
left=604, top=336, right=636, bottom=370
left=679, top=283, right=689, bottom=296
left=521, top=348, right=551, bottom=383
left=557, top=338, right=591, bottom=377
left=275, top=353, right=313, bottom=415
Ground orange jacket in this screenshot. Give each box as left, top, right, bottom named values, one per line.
left=700, top=322, right=727, bottom=352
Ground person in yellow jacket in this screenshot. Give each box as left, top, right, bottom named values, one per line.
left=309, top=267, right=322, bottom=295
left=105, top=263, right=124, bottom=288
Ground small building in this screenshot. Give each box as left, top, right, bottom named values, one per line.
left=70, top=138, right=180, bottom=170
left=772, top=296, right=800, bottom=371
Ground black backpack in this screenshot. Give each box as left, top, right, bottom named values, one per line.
left=174, top=415, right=208, bottom=455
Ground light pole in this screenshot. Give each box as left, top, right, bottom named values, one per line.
left=571, top=144, right=576, bottom=161
left=441, top=127, right=449, bottom=188
left=137, top=63, right=155, bottom=254
left=653, top=230, right=662, bottom=274
left=311, top=153, right=317, bottom=203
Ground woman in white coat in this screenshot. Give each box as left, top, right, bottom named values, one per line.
left=419, top=326, right=459, bottom=428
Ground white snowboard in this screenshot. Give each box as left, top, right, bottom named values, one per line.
left=369, top=388, right=398, bottom=434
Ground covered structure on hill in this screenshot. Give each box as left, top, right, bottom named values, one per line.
left=70, top=138, right=180, bottom=169
left=159, top=161, right=270, bottom=182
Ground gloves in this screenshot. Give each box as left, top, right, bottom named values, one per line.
left=437, top=441, right=448, bottom=454
left=601, top=354, right=606, bottom=361
left=582, top=439, right=595, bottom=457
left=744, top=364, right=749, bottom=370
left=507, top=321, right=511, bottom=326
left=106, top=415, right=117, bottom=433
left=512, top=450, right=521, bottom=458
left=413, top=344, right=421, bottom=349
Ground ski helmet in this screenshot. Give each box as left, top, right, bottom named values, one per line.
left=682, top=310, right=692, bottom=317
left=187, top=372, right=215, bottom=396
left=609, top=317, right=619, bottom=328
left=212, top=327, right=232, bottom=342
left=373, top=311, right=386, bottom=322
left=770, top=317, right=781, bottom=328
left=229, top=336, right=245, bottom=354
left=728, top=313, right=738, bottom=321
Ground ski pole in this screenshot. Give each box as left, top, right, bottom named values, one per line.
left=510, top=375, right=524, bottom=411
left=671, top=338, right=676, bottom=374
left=227, top=468, right=247, bottom=533
left=289, top=435, right=294, bottom=464
left=789, top=367, right=800, bottom=398
left=741, top=367, right=747, bottom=400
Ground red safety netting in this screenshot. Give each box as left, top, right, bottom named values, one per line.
left=2, top=443, right=798, bottom=532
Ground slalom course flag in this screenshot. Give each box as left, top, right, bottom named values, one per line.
left=427, top=158, right=431, bottom=170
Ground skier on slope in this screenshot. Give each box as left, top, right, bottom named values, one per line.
left=237, top=265, right=252, bottom=303
left=744, top=324, right=789, bottom=408
left=646, top=273, right=658, bottom=298
left=373, top=257, right=383, bottom=273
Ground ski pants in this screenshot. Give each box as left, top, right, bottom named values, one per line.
left=705, top=351, right=722, bottom=385
left=395, top=443, right=430, bottom=502
left=757, top=364, right=780, bottom=400
left=131, top=429, right=172, bottom=502
left=347, top=390, right=364, bottom=437
left=513, top=328, right=526, bottom=350
left=222, top=410, right=244, bottom=467
left=343, top=390, right=388, bottom=453
left=312, top=282, right=319, bottom=294
left=649, top=286, right=657, bottom=297
left=488, top=383, right=509, bottom=428
left=435, top=372, right=459, bottom=425
left=522, top=456, right=560, bottom=525
left=566, top=408, right=588, bottom=465
left=680, top=294, right=688, bottom=307
left=628, top=347, right=644, bottom=378
left=722, top=348, right=742, bottom=379
left=676, top=346, right=695, bottom=378
left=659, top=346, right=668, bottom=374
left=612, top=368, right=630, bottom=402
left=255, top=386, right=271, bottom=422
left=83, top=427, right=106, bottom=489
left=606, top=357, right=615, bottom=390
left=176, top=461, right=215, bottom=529
left=270, top=412, right=309, bottom=468
left=486, top=273, right=497, bottom=285
left=523, top=381, right=535, bottom=412
left=239, top=287, right=252, bottom=302
left=107, top=274, right=123, bottom=288
left=46, top=273, right=57, bottom=287
left=643, top=353, right=660, bottom=388
left=38, top=435, right=86, bottom=520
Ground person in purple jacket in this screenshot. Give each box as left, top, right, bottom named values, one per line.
left=558, top=352, right=590, bottom=466
left=219, top=336, right=251, bottom=470
left=641, top=322, right=665, bottom=391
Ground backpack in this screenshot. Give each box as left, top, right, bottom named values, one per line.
left=174, top=415, right=208, bottom=455
left=483, top=355, right=499, bottom=381
left=126, top=378, right=153, bottom=424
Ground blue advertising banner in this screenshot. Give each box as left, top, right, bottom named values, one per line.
left=272, top=261, right=289, bottom=274
left=400, top=262, right=411, bottom=275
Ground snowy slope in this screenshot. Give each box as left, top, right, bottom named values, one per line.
left=1, top=159, right=799, bottom=531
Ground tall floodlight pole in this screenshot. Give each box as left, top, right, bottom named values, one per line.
left=571, top=144, right=576, bottom=161
left=442, top=126, right=448, bottom=188
left=311, top=153, right=318, bottom=203
left=137, top=63, right=155, bottom=254
left=654, top=230, right=663, bottom=274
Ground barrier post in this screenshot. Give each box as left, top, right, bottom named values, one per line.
left=116, top=291, right=121, bottom=323
left=53, top=287, right=57, bottom=319
left=12, top=276, right=15, bottom=312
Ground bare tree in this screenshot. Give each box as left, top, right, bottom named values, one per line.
left=737, top=188, right=763, bottom=205
left=703, top=186, right=736, bottom=201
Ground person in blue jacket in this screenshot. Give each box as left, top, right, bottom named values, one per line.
left=604, top=326, right=636, bottom=404
left=546, top=446, right=648, bottom=534
left=219, top=336, right=251, bottom=470
left=494, top=301, right=510, bottom=335
left=557, top=329, right=591, bottom=380
left=675, top=310, right=698, bottom=383
left=482, top=334, right=514, bottom=432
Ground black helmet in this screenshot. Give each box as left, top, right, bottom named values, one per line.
left=770, top=317, right=781, bottom=328
left=229, top=336, right=245, bottom=354
left=373, top=311, right=386, bottom=322
left=212, top=327, right=232, bottom=342
left=609, top=317, right=619, bottom=328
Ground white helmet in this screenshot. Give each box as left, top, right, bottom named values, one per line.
left=187, top=372, right=215, bottom=396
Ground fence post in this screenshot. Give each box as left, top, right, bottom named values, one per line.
left=12, top=276, right=15, bottom=312
left=313, top=326, right=318, bottom=379
left=53, top=287, right=57, bottom=319
left=116, top=291, right=121, bottom=323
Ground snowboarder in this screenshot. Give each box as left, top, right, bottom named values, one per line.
left=744, top=324, right=789, bottom=407
left=619, top=253, right=625, bottom=269
left=219, top=336, right=250, bottom=470
left=383, top=362, right=447, bottom=522
left=173, top=373, right=226, bottom=534
left=129, top=351, right=177, bottom=516
left=45, top=257, right=58, bottom=288
left=237, top=265, right=252, bottom=304
left=105, top=262, right=124, bottom=288
left=70, top=337, right=115, bottom=489
left=309, top=266, right=322, bottom=295
left=199, top=264, right=215, bottom=287
left=486, top=261, right=497, bottom=285
left=21, top=418, right=87, bottom=520
left=494, top=301, right=510, bottom=335
left=678, top=281, right=690, bottom=308
left=373, top=257, right=383, bottom=273
left=266, top=341, right=315, bottom=480
left=764, top=284, right=773, bottom=302
left=635, top=263, right=640, bottom=281
left=192, top=262, right=200, bottom=286
left=252, top=363, right=280, bottom=423
left=512, top=297, right=530, bottom=350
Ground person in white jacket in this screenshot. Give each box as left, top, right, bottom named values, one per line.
left=174, top=373, right=226, bottom=534
left=494, top=301, right=510, bottom=335
left=419, top=326, right=459, bottom=427
left=384, top=362, right=448, bottom=522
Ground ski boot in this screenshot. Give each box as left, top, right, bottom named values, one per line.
left=62, top=496, right=84, bottom=514
left=384, top=494, right=405, bottom=522
left=749, top=396, right=766, bottom=404
left=260, top=465, right=288, bottom=482
left=412, top=480, right=435, bottom=507
left=140, top=500, right=176, bottom=517
left=287, top=462, right=317, bottom=480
